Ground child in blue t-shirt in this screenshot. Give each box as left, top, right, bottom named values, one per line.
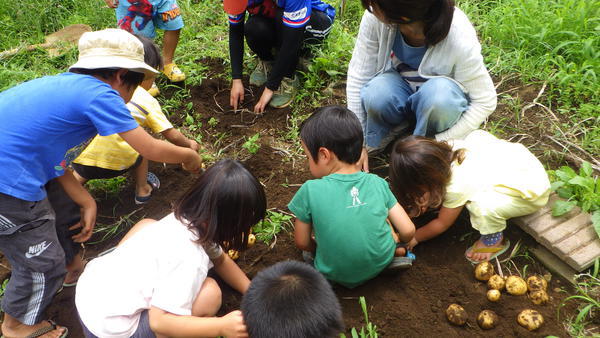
left=0, top=29, right=201, bottom=338
left=288, top=105, right=416, bottom=288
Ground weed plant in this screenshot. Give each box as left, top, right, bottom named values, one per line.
left=560, top=259, right=600, bottom=336
left=242, top=133, right=261, bottom=154
left=548, top=161, right=600, bottom=236
left=85, top=176, right=127, bottom=200
left=252, top=210, right=292, bottom=245
left=340, top=297, right=379, bottom=338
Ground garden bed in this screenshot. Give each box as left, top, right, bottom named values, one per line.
left=2, top=64, right=577, bottom=337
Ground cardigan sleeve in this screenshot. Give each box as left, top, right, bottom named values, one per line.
left=346, top=11, right=383, bottom=130
left=434, top=22, right=497, bottom=141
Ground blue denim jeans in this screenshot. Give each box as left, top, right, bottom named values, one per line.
left=360, top=71, right=469, bottom=147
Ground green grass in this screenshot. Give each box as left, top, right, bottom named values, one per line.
left=458, top=0, right=600, bottom=156
left=560, top=259, right=600, bottom=336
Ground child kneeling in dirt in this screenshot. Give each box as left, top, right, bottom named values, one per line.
left=288, top=105, right=416, bottom=289
left=241, top=260, right=344, bottom=337
left=72, top=35, right=198, bottom=205
left=390, top=130, right=551, bottom=263
left=76, top=159, right=266, bottom=337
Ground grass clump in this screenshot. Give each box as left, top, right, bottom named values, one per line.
left=341, top=297, right=379, bottom=338
left=560, top=259, right=600, bottom=336
left=458, top=0, right=600, bottom=156
left=252, top=210, right=292, bottom=245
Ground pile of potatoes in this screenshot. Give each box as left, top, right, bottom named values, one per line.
left=445, top=262, right=550, bottom=331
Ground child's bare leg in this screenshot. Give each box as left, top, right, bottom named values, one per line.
left=118, top=218, right=157, bottom=245
left=72, top=169, right=88, bottom=185
left=162, top=29, right=180, bottom=65
left=134, top=157, right=152, bottom=198
left=388, top=221, right=406, bottom=256
left=64, top=252, right=87, bottom=285
left=192, top=277, right=222, bottom=317
left=2, top=314, right=66, bottom=338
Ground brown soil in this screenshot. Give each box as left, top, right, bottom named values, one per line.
left=4, top=59, right=580, bottom=337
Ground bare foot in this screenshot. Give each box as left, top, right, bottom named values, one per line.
left=2, top=317, right=66, bottom=338
left=64, top=254, right=87, bottom=286
left=465, top=237, right=504, bottom=262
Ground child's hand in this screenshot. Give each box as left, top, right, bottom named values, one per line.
left=71, top=201, right=97, bottom=242
left=407, top=238, right=419, bottom=251
left=182, top=151, right=203, bottom=174
left=220, top=310, right=248, bottom=338
left=104, top=0, right=118, bottom=8
left=188, top=139, right=200, bottom=152
left=254, top=88, right=273, bottom=113
left=230, top=79, right=245, bottom=111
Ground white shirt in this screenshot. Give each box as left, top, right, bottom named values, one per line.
left=76, top=213, right=221, bottom=338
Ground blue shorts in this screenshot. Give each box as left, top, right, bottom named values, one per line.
left=116, top=0, right=184, bottom=38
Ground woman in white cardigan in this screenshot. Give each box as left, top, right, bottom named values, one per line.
left=347, top=0, right=496, bottom=169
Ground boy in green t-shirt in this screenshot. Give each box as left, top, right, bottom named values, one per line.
left=288, top=105, right=416, bottom=288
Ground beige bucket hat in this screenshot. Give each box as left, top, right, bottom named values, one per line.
left=69, top=28, right=158, bottom=76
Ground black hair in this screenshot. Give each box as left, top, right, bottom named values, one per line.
left=173, top=159, right=266, bottom=251
left=134, top=34, right=163, bottom=71
left=361, top=0, right=455, bottom=45
left=241, top=260, right=344, bottom=338
left=300, top=105, right=363, bottom=164
left=70, top=68, right=144, bottom=89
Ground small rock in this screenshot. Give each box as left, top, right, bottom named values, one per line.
left=554, top=287, right=562, bottom=293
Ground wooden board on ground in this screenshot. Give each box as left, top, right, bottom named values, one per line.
left=0, top=24, right=91, bottom=59
left=512, top=193, right=600, bottom=272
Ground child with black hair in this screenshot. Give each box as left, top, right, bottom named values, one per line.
left=242, top=260, right=344, bottom=338
left=76, top=159, right=266, bottom=337
left=288, top=105, right=416, bottom=288
left=72, top=35, right=199, bottom=204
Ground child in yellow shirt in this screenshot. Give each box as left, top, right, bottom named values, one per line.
left=72, top=35, right=198, bottom=204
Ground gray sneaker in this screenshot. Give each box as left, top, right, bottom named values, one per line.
left=269, top=75, right=299, bottom=109
left=249, top=60, right=272, bottom=87
left=366, top=121, right=412, bottom=155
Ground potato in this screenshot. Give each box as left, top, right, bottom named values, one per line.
left=228, top=249, right=239, bottom=260
left=526, top=275, right=548, bottom=292
left=247, top=233, right=256, bottom=247
left=474, top=262, right=495, bottom=281
left=517, top=309, right=544, bottom=331
left=505, top=276, right=528, bottom=295
left=487, top=274, right=505, bottom=290
left=487, top=289, right=501, bottom=302
left=477, top=310, right=498, bottom=330
left=446, top=304, right=468, bottom=326
left=528, top=290, right=549, bottom=305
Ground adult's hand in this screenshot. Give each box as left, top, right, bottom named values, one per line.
left=359, top=147, right=369, bottom=172
left=254, top=88, right=273, bottom=113
left=230, top=79, right=245, bottom=111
